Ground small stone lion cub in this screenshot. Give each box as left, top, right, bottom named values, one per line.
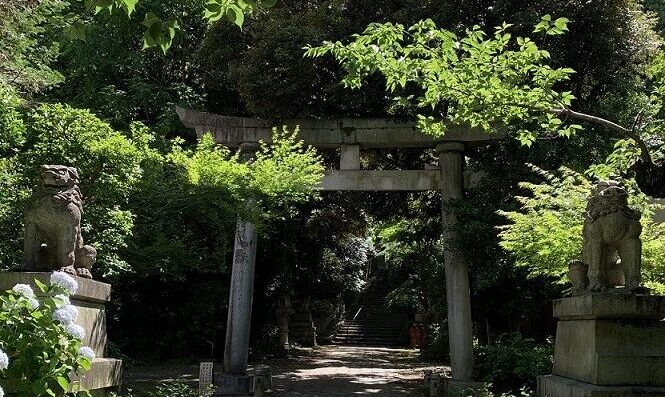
left=23, top=165, right=96, bottom=279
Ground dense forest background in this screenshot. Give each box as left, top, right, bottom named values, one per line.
left=1, top=0, right=664, bottom=390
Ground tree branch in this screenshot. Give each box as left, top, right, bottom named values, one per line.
left=552, top=107, right=653, bottom=165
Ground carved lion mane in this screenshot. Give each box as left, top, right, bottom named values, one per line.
left=23, top=165, right=96, bottom=279
left=569, top=180, right=643, bottom=294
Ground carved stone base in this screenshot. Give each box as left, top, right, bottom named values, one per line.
left=538, top=375, right=665, bottom=397
left=538, top=294, right=665, bottom=397
left=212, top=367, right=272, bottom=397
left=424, top=372, right=484, bottom=397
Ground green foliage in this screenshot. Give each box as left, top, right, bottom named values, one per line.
left=421, top=323, right=449, bottom=361
left=54, top=0, right=209, bottom=138
left=0, top=103, right=150, bottom=275
left=141, top=12, right=180, bottom=54
left=251, top=127, right=325, bottom=209
left=498, top=166, right=665, bottom=290
left=0, top=0, right=71, bottom=96
left=111, top=381, right=213, bottom=397
left=204, top=0, right=277, bottom=27
left=0, top=97, right=323, bottom=277
left=0, top=278, right=93, bottom=396
left=306, top=16, right=583, bottom=144
left=475, top=333, right=553, bottom=392
left=587, top=52, right=665, bottom=179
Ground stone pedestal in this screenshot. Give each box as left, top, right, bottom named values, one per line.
left=0, top=272, right=122, bottom=395
left=538, top=294, right=665, bottom=397
left=205, top=365, right=271, bottom=397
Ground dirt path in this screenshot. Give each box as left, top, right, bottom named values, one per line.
left=124, top=345, right=450, bottom=396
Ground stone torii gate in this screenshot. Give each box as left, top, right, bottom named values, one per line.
left=177, top=107, right=499, bottom=394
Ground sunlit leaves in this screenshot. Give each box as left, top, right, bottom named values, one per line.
left=141, top=12, right=180, bottom=54
left=498, top=166, right=665, bottom=289
left=203, top=0, right=278, bottom=28
left=84, top=0, right=138, bottom=16
left=305, top=17, right=582, bottom=145
left=533, top=14, right=570, bottom=35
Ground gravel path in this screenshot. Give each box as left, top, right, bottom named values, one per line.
left=124, top=345, right=450, bottom=396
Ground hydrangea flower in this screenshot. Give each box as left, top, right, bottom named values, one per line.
left=50, top=271, right=78, bottom=295
left=53, top=304, right=78, bottom=325
left=0, top=384, right=4, bottom=397
left=66, top=324, right=86, bottom=340
left=54, top=294, right=70, bottom=308
left=78, top=346, right=96, bottom=361
left=0, top=348, right=8, bottom=371
left=12, top=284, right=34, bottom=298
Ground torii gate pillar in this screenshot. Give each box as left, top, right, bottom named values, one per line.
left=437, top=142, right=475, bottom=383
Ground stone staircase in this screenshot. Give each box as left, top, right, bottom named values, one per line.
left=331, top=282, right=409, bottom=347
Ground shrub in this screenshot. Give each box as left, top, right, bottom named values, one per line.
left=475, top=333, right=553, bottom=392
left=421, top=323, right=450, bottom=361
left=0, top=272, right=95, bottom=396
left=111, top=381, right=213, bottom=397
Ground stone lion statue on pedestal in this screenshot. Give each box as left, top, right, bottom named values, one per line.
left=23, top=165, right=96, bottom=279
left=569, top=180, right=643, bottom=295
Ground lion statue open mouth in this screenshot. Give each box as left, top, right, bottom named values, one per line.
left=23, top=165, right=96, bottom=279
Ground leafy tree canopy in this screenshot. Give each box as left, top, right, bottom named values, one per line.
left=306, top=16, right=663, bottom=170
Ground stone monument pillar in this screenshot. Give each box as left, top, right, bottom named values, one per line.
left=223, top=219, right=259, bottom=375
left=217, top=142, right=271, bottom=397
left=538, top=180, right=665, bottom=397
left=437, top=143, right=476, bottom=389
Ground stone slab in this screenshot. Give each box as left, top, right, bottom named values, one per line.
left=2, top=359, right=122, bottom=394
left=553, top=295, right=665, bottom=320
left=319, top=170, right=440, bottom=191
left=73, top=299, right=108, bottom=357
left=73, top=358, right=123, bottom=391
left=214, top=374, right=253, bottom=396
left=0, top=272, right=111, bottom=303
left=538, top=375, right=665, bottom=397
left=553, top=319, right=665, bottom=386
left=176, top=107, right=502, bottom=149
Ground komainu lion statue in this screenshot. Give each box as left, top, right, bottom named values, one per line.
left=568, top=180, right=643, bottom=295
left=23, top=165, right=96, bottom=279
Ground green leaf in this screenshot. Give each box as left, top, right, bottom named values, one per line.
left=34, top=278, right=47, bottom=293
left=120, top=0, right=139, bottom=16
left=57, top=376, right=70, bottom=392
left=227, top=5, right=245, bottom=28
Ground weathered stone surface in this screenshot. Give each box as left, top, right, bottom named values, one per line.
left=23, top=165, right=97, bottom=279
left=554, top=295, right=665, bottom=320
left=538, top=375, right=665, bottom=397
left=319, top=170, right=441, bottom=191
left=224, top=219, right=258, bottom=375
left=73, top=358, right=123, bottom=391
left=340, top=145, right=360, bottom=170
left=0, top=272, right=111, bottom=303
left=3, top=359, right=122, bottom=394
left=553, top=318, right=665, bottom=385
left=176, top=107, right=502, bottom=149
left=438, top=142, right=474, bottom=382
left=569, top=180, right=643, bottom=294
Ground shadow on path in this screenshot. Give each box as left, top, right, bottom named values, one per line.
left=124, top=345, right=450, bottom=396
